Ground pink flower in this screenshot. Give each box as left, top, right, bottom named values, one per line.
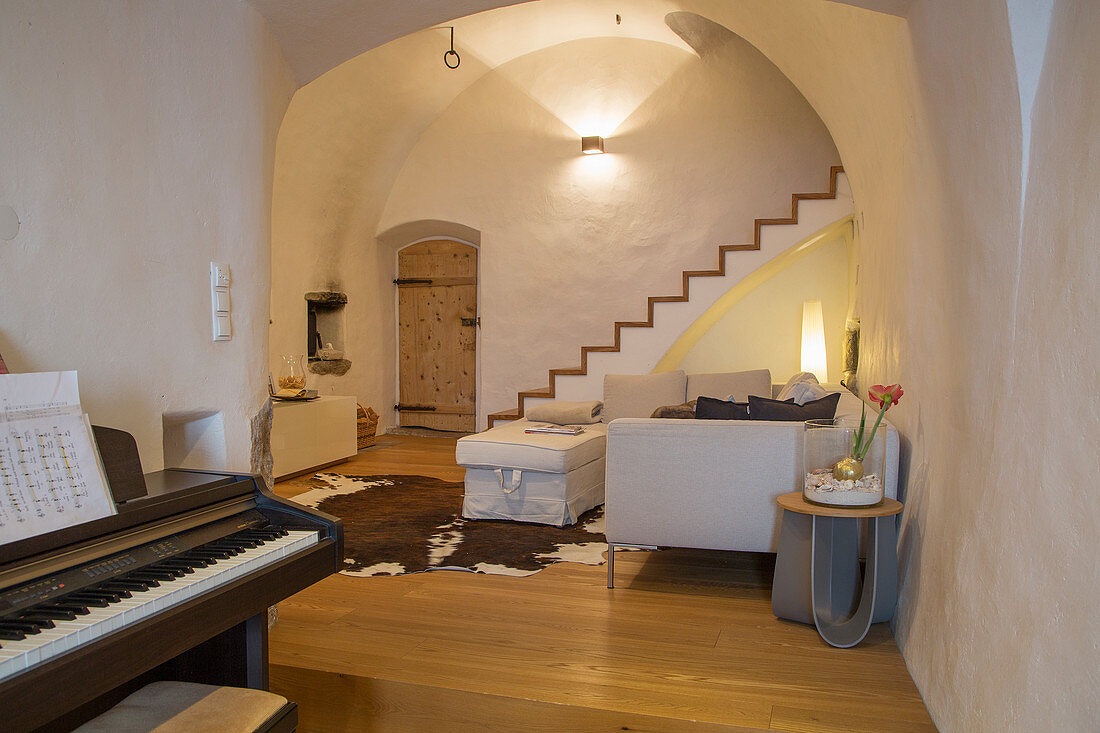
left=853, top=383, right=905, bottom=461
left=868, top=384, right=904, bottom=409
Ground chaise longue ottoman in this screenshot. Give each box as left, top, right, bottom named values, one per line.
left=455, top=418, right=606, bottom=526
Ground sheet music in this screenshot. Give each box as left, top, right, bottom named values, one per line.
left=0, top=372, right=116, bottom=546
left=0, top=370, right=82, bottom=422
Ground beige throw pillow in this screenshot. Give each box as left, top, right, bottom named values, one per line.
left=602, top=371, right=687, bottom=422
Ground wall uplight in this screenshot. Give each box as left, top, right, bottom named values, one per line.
left=581, top=135, right=605, bottom=154
left=800, top=300, right=828, bottom=383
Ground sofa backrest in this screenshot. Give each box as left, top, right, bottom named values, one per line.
left=686, top=369, right=771, bottom=403
left=602, top=369, right=776, bottom=422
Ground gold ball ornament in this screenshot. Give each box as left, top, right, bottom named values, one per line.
left=832, top=456, right=865, bottom=481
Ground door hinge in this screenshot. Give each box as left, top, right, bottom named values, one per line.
left=460, top=317, right=477, bottom=327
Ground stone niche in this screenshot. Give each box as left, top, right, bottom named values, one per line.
left=305, top=291, right=351, bottom=376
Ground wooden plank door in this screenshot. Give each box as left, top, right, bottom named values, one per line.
left=396, top=240, right=477, bottom=432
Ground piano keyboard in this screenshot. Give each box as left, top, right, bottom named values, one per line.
left=0, top=528, right=318, bottom=682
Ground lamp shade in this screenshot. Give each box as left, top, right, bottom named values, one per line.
left=800, top=300, right=828, bottom=383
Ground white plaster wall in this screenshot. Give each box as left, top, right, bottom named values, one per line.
left=680, top=0, right=1097, bottom=728
left=0, top=0, right=295, bottom=473
left=269, top=33, right=496, bottom=433
left=378, top=34, right=840, bottom=427
left=679, top=233, right=849, bottom=383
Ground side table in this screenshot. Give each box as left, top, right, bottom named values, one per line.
left=771, top=492, right=902, bottom=648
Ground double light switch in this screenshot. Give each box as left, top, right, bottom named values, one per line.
left=211, top=262, right=232, bottom=341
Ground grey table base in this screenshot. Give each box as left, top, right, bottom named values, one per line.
left=771, top=509, right=898, bottom=648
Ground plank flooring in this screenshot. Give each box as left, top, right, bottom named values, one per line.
left=271, top=435, right=935, bottom=732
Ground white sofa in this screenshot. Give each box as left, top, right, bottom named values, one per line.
left=604, top=379, right=899, bottom=579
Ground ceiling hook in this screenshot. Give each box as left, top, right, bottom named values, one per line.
left=444, top=26, right=461, bottom=69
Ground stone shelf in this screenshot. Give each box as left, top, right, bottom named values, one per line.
left=308, top=358, right=351, bottom=376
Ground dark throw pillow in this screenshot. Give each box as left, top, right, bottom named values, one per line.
left=695, top=395, right=750, bottom=420
left=748, top=392, right=840, bottom=421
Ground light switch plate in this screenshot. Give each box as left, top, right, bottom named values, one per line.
left=214, top=313, right=232, bottom=341
left=211, top=262, right=231, bottom=288
left=214, top=289, right=230, bottom=313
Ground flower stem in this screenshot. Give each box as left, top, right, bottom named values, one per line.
left=857, top=396, right=891, bottom=460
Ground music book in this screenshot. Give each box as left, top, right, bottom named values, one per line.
left=0, top=371, right=117, bottom=546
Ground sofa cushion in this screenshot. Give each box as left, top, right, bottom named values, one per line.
left=602, top=370, right=687, bottom=423
left=525, top=400, right=603, bottom=425
left=748, top=392, right=840, bottom=421
left=686, top=369, right=771, bottom=402
left=651, top=401, right=697, bottom=419
left=694, top=396, right=750, bottom=420
left=775, top=371, right=820, bottom=402
left=782, top=380, right=838, bottom=405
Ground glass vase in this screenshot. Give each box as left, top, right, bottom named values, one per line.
left=803, top=417, right=885, bottom=507
left=277, top=354, right=308, bottom=391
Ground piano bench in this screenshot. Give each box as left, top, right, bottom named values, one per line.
left=73, top=681, right=297, bottom=733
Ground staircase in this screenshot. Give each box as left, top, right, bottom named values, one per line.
left=487, top=166, right=850, bottom=427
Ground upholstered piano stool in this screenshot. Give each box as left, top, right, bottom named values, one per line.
left=73, top=681, right=297, bottom=733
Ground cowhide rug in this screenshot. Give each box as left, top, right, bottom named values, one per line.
left=291, top=473, right=607, bottom=577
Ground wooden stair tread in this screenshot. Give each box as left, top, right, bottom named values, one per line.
left=489, top=166, right=844, bottom=425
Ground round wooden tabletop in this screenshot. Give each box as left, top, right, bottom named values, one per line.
left=776, top=491, right=902, bottom=518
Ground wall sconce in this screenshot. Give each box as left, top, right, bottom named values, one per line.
left=801, top=300, right=828, bottom=383
left=581, top=136, right=605, bottom=154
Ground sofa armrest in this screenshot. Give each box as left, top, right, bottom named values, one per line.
left=604, top=418, right=899, bottom=554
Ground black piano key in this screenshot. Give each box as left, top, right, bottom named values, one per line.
left=121, top=574, right=161, bottom=587
left=94, top=583, right=135, bottom=598
left=45, top=603, right=92, bottom=616
left=239, top=529, right=278, bottom=539
left=0, top=627, right=27, bottom=640
left=100, top=579, right=148, bottom=592
left=129, top=571, right=176, bottom=582
left=22, top=608, right=77, bottom=621
left=145, top=565, right=186, bottom=578
left=63, top=589, right=115, bottom=603
left=61, top=594, right=110, bottom=608
left=67, top=590, right=120, bottom=604
left=203, top=543, right=245, bottom=554
left=15, top=614, right=57, bottom=629
left=0, top=620, right=42, bottom=635
left=157, top=560, right=197, bottom=573
left=188, top=549, right=232, bottom=560
left=173, top=555, right=211, bottom=568
left=75, top=588, right=122, bottom=600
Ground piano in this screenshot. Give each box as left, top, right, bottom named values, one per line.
left=0, top=427, right=343, bottom=732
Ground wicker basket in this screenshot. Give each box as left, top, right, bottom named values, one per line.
left=356, top=405, right=379, bottom=450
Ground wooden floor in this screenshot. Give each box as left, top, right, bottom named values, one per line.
left=271, top=435, right=935, bottom=732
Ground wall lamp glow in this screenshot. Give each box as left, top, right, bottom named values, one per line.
left=581, top=136, right=605, bottom=154
left=800, top=299, right=828, bottom=383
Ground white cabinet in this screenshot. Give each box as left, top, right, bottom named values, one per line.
left=271, top=395, right=357, bottom=479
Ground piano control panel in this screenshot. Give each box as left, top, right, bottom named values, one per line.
left=0, top=540, right=185, bottom=613
left=0, top=510, right=274, bottom=618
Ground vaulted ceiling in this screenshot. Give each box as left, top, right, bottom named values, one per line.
left=246, top=0, right=910, bottom=86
